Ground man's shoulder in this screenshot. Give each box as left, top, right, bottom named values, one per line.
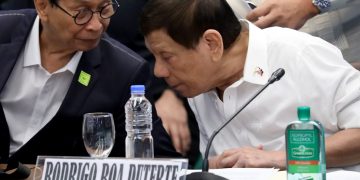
left=0, top=9, right=36, bottom=22
left=263, top=26, right=341, bottom=59
left=264, top=27, right=311, bottom=43
left=264, top=26, right=333, bottom=47
left=0, top=9, right=36, bottom=42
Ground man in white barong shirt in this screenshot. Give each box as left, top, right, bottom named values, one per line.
left=140, top=0, right=360, bottom=171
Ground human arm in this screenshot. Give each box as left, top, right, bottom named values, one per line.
left=326, top=128, right=360, bottom=167
left=245, top=0, right=359, bottom=29
left=246, top=0, right=319, bottom=29
left=350, top=61, right=360, bottom=71
left=155, top=89, right=191, bottom=156
left=208, top=128, right=360, bottom=169
left=208, top=147, right=286, bottom=169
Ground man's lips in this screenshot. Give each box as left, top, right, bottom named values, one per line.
left=79, top=38, right=99, bottom=41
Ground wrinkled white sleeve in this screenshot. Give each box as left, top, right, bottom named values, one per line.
left=295, top=38, right=360, bottom=130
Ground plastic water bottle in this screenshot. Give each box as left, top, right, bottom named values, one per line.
left=125, top=85, right=154, bottom=158
left=286, top=106, right=326, bottom=180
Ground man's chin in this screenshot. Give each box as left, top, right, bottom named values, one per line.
left=76, top=38, right=100, bottom=51
left=174, top=89, right=199, bottom=98
left=184, top=88, right=213, bottom=98
left=78, top=41, right=100, bottom=51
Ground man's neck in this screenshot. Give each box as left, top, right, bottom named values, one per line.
left=215, top=30, right=249, bottom=101
left=39, top=28, right=76, bottom=73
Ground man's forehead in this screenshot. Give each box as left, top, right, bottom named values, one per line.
left=61, top=0, right=92, bottom=3
left=61, top=0, right=109, bottom=7
left=67, top=0, right=107, bottom=4
left=74, top=0, right=96, bottom=2
left=146, top=31, right=174, bottom=49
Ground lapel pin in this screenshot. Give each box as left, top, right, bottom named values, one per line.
left=254, top=67, right=264, bottom=77
left=78, top=70, right=91, bottom=87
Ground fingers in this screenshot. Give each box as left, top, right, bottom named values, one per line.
left=209, top=154, right=238, bottom=169
left=232, top=152, right=261, bottom=168
left=246, top=5, right=271, bottom=22
left=179, top=122, right=191, bottom=152
left=208, top=156, right=220, bottom=169
left=246, top=4, right=278, bottom=29
left=216, top=147, right=266, bottom=168
left=247, top=0, right=318, bottom=29
left=218, top=151, right=241, bottom=168
left=162, top=121, right=171, bottom=134
left=163, top=121, right=185, bottom=156
left=211, top=144, right=286, bottom=169
left=169, top=125, right=183, bottom=155
left=252, top=13, right=277, bottom=29
left=215, top=148, right=244, bottom=168
left=154, top=89, right=191, bottom=156
left=230, top=148, right=286, bottom=168
left=169, top=124, right=191, bottom=155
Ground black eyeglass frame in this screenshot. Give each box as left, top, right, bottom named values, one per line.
left=53, top=0, right=120, bottom=25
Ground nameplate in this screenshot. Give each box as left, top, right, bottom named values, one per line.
left=34, top=156, right=188, bottom=180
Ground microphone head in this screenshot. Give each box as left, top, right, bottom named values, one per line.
left=268, top=68, right=285, bottom=84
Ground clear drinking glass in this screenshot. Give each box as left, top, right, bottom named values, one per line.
left=82, top=112, right=115, bottom=158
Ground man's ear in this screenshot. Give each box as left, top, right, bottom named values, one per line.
left=202, top=29, right=223, bottom=62
left=34, top=0, right=50, bottom=21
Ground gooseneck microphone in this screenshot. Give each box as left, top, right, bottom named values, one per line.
left=186, top=68, right=285, bottom=180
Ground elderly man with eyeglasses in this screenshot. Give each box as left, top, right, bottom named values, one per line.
left=0, top=0, right=180, bottom=165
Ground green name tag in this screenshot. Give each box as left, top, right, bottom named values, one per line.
left=78, top=70, right=91, bottom=86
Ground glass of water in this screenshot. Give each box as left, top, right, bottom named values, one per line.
left=82, top=112, right=115, bottom=158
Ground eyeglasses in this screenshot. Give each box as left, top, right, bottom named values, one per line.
left=54, top=0, right=120, bottom=25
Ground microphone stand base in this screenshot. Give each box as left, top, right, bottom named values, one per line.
left=186, top=171, right=229, bottom=180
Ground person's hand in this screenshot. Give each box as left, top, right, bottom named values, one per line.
left=209, top=146, right=286, bottom=169
left=155, top=89, right=191, bottom=156
left=350, top=61, right=360, bottom=71
left=246, top=0, right=320, bottom=29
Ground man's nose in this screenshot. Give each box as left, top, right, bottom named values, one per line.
left=154, top=59, right=170, bottom=78
left=85, top=14, right=103, bottom=31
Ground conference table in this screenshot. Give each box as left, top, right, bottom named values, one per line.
left=2, top=163, right=360, bottom=180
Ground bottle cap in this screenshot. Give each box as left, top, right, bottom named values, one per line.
left=130, top=85, right=145, bottom=94
left=297, top=106, right=310, bottom=122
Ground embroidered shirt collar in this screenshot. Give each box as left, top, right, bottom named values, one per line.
left=241, top=19, right=270, bottom=85
left=206, top=20, right=270, bottom=98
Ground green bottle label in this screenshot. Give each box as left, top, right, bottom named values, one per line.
left=288, top=129, right=320, bottom=174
